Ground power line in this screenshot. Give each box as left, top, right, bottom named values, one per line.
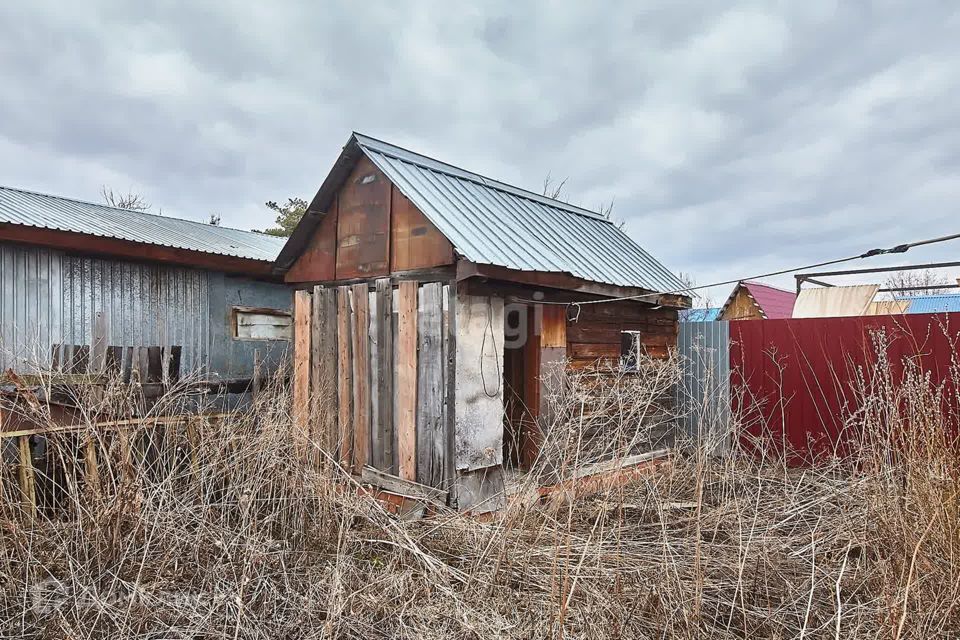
left=509, top=230, right=960, bottom=309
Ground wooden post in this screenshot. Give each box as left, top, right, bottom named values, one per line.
left=293, top=289, right=312, bottom=456
left=375, top=278, right=395, bottom=473
left=313, top=286, right=338, bottom=462
left=336, top=286, right=354, bottom=467
left=351, top=283, right=371, bottom=473
left=396, top=280, right=418, bottom=481
left=18, top=435, right=36, bottom=519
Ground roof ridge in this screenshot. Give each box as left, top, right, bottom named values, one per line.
left=352, top=132, right=612, bottom=223
left=0, top=184, right=282, bottom=241
left=742, top=280, right=797, bottom=295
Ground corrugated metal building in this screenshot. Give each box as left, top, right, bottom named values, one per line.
left=0, top=186, right=291, bottom=380
left=277, top=132, right=690, bottom=511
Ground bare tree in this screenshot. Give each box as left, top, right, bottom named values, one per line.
left=541, top=173, right=567, bottom=200
left=542, top=173, right=623, bottom=227
left=883, top=269, right=951, bottom=296
left=101, top=186, right=151, bottom=212
left=677, top=271, right=714, bottom=308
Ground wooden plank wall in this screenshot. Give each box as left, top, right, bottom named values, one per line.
left=566, top=301, right=678, bottom=368
left=292, top=279, right=453, bottom=488
left=284, top=161, right=455, bottom=285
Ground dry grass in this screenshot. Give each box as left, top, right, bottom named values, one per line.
left=0, top=351, right=958, bottom=639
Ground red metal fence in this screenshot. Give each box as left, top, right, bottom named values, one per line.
left=730, top=313, right=960, bottom=464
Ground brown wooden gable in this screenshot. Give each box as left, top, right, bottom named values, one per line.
left=285, top=155, right=454, bottom=284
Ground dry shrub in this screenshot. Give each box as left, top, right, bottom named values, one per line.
left=0, top=346, right=958, bottom=638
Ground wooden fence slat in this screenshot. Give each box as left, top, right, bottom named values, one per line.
left=336, top=286, right=354, bottom=466
left=136, top=347, right=150, bottom=384
left=397, top=280, right=418, bottom=481
left=293, top=290, right=312, bottom=456
left=313, top=286, right=339, bottom=460
left=122, top=346, right=134, bottom=383
left=105, top=346, right=122, bottom=374
left=72, top=345, right=90, bottom=374
left=351, top=283, right=371, bottom=473
left=368, top=290, right=381, bottom=469
left=416, top=282, right=443, bottom=486
left=376, top=278, right=395, bottom=474
left=146, top=347, right=163, bottom=383
left=443, top=284, right=457, bottom=498
left=167, top=346, right=182, bottom=383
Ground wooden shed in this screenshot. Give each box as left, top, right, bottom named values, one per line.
left=274, top=133, right=689, bottom=512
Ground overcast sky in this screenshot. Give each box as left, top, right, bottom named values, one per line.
left=1, top=1, right=958, bottom=302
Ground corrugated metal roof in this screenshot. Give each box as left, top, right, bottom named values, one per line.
left=351, top=133, right=686, bottom=293
left=901, top=294, right=960, bottom=314
left=680, top=307, right=721, bottom=322
left=0, top=186, right=285, bottom=262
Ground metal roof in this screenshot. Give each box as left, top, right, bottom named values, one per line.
left=719, top=281, right=797, bottom=320
left=680, top=307, right=721, bottom=322
left=276, top=133, right=686, bottom=293
left=901, top=294, right=960, bottom=314
left=354, top=134, right=685, bottom=292
left=0, top=186, right=285, bottom=262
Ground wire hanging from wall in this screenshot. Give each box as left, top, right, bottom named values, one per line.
left=479, top=297, right=502, bottom=398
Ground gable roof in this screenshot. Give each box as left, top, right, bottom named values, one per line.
left=0, top=185, right=286, bottom=262
left=721, top=280, right=797, bottom=319
left=276, top=132, right=686, bottom=293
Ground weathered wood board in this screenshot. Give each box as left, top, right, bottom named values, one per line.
left=454, top=293, right=504, bottom=472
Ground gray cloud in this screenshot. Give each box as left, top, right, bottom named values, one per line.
left=1, top=0, right=959, bottom=300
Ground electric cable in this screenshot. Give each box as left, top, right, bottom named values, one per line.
left=509, top=230, right=960, bottom=308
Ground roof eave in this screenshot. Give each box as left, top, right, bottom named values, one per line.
left=274, top=134, right=365, bottom=273
left=456, top=260, right=691, bottom=308
left=0, top=222, right=278, bottom=279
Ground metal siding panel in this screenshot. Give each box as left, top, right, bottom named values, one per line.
left=677, top=321, right=731, bottom=452
left=0, top=241, right=221, bottom=376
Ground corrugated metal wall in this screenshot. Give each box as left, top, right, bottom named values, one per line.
left=0, top=240, right=295, bottom=384
left=0, top=242, right=211, bottom=374
left=676, top=321, right=731, bottom=452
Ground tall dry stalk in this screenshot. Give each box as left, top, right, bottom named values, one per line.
left=0, top=344, right=958, bottom=637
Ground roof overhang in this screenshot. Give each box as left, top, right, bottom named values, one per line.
left=273, top=134, right=365, bottom=273
left=457, top=261, right=691, bottom=308
left=0, top=222, right=278, bottom=279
